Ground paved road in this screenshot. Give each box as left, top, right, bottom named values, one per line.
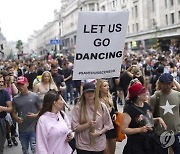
left=4, top=104, right=126, bottom=154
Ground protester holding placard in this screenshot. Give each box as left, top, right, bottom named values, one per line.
left=71, top=82, right=113, bottom=154
left=98, top=79, right=118, bottom=154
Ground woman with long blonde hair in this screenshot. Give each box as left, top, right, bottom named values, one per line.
left=72, top=82, right=113, bottom=154
left=99, top=79, right=118, bottom=154
left=33, top=71, right=58, bottom=102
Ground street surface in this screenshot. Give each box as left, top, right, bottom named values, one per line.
left=4, top=104, right=126, bottom=154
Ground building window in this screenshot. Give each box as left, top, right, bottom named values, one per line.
left=128, top=25, right=130, bottom=33
left=112, top=0, right=116, bottom=8
left=179, top=11, right=180, bottom=20
left=179, top=0, right=180, bottom=4
left=171, top=13, right=174, bottom=24
left=133, top=24, right=135, bottom=32
left=97, top=3, right=99, bottom=11
left=135, top=5, right=138, bottom=17
left=165, top=14, right=168, bottom=25
left=101, top=5, right=105, bottom=11
left=136, top=23, right=139, bottom=32
left=165, top=0, right=167, bottom=8
left=152, top=0, right=155, bottom=12
left=170, top=0, right=174, bottom=6
left=132, top=7, right=134, bottom=18
left=89, top=3, right=95, bottom=11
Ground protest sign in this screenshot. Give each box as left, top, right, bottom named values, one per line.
left=73, top=11, right=129, bottom=80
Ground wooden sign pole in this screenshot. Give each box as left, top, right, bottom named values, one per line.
left=90, top=79, right=100, bottom=145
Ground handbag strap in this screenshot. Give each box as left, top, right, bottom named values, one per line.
left=131, top=104, right=146, bottom=115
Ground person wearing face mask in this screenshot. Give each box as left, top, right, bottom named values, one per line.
left=36, top=90, right=73, bottom=154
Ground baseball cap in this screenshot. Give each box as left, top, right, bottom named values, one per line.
left=128, top=83, right=146, bottom=99
left=83, top=82, right=95, bottom=93
left=17, top=76, right=28, bottom=84
left=159, top=73, right=173, bottom=83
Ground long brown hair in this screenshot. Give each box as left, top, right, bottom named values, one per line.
left=38, top=90, right=59, bottom=118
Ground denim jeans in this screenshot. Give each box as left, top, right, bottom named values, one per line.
left=160, top=133, right=180, bottom=154
left=19, top=131, right=36, bottom=154
left=64, top=83, right=74, bottom=103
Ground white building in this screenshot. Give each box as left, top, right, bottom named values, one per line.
left=29, top=0, right=180, bottom=54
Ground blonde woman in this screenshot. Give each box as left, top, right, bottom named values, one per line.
left=99, top=79, right=118, bottom=154
left=33, top=71, right=58, bottom=102
left=72, top=82, right=113, bottom=154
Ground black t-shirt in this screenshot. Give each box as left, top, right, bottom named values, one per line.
left=119, top=72, right=132, bottom=97
left=52, top=73, right=64, bottom=91
left=143, top=64, right=152, bottom=76
left=0, top=89, right=10, bottom=118
left=62, top=68, right=72, bottom=84
left=123, top=102, right=153, bottom=138
left=24, top=72, right=37, bottom=90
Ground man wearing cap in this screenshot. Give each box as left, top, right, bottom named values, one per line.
left=149, top=73, right=180, bottom=154
left=0, top=75, right=12, bottom=154
left=12, top=76, right=41, bottom=154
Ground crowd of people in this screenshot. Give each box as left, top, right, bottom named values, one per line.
left=0, top=49, right=179, bottom=154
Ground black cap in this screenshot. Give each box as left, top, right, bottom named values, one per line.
left=83, top=82, right=95, bottom=93
left=159, top=73, right=173, bottom=83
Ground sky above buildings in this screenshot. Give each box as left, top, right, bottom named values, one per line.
left=0, top=0, right=60, bottom=43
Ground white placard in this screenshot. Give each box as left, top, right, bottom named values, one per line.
left=73, top=11, right=129, bottom=80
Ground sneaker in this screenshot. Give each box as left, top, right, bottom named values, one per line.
left=7, top=139, right=12, bottom=147
left=11, top=137, right=18, bottom=146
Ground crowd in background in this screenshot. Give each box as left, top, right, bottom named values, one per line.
left=0, top=48, right=180, bottom=154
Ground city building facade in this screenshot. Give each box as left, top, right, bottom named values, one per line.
left=28, top=0, right=180, bottom=55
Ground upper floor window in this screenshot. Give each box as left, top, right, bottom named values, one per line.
left=133, top=24, right=135, bottom=32
left=89, top=3, right=95, bottom=11
left=132, top=7, right=134, bottom=18
left=112, top=0, right=116, bottom=8
left=179, top=11, right=180, bottom=21
left=170, top=0, right=174, bottom=6
left=152, top=0, right=155, bottom=12
left=135, top=5, right=138, bottom=17
left=136, top=23, right=139, bottom=32
left=165, top=14, right=168, bottom=25
left=179, top=0, right=180, bottom=4
left=165, top=0, right=167, bottom=8
left=171, top=13, right=174, bottom=24
left=101, top=5, right=105, bottom=11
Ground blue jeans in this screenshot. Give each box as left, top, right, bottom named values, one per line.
left=160, top=133, right=180, bottom=154
left=64, top=83, right=74, bottom=103
left=19, top=131, right=36, bottom=154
